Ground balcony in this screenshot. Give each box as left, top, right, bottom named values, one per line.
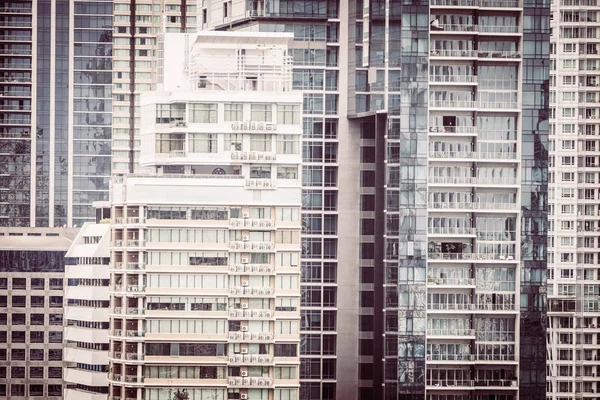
left=126, top=308, right=143, bottom=315
left=126, top=240, right=144, bottom=247
left=230, top=241, right=275, bottom=252
left=229, top=286, right=275, bottom=297
left=477, top=50, right=521, bottom=59
left=229, top=218, right=275, bottom=230
left=427, top=277, right=475, bottom=286
left=228, top=377, right=273, bottom=388
left=126, top=285, right=145, bottom=293
left=229, top=264, right=275, bottom=275
left=126, top=263, right=143, bottom=270
left=228, top=354, right=273, bottom=365
left=476, top=303, right=517, bottom=312
left=126, top=353, right=144, bottom=361
left=228, top=331, right=274, bottom=342
left=473, top=354, right=516, bottom=361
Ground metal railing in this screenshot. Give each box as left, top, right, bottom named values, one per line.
left=428, top=226, right=476, bottom=235
left=428, top=328, right=475, bottom=336
left=428, top=252, right=516, bottom=261
left=427, top=277, right=476, bottom=286
left=429, top=75, right=478, bottom=83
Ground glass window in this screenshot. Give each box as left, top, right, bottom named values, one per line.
left=225, top=103, right=243, bottom=121
left=278, top=105, right=301, bottom=125
left=189, top=103, right=217, bottom=123
left=251, top=104, right=273, bottom=122
left=189, top=133, right=217, bottom=153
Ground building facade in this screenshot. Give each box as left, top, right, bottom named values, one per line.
left=201, top=1, right=550, bottom=399
left=63, top=203, right=111, bottom=400
left=108, top=32, right=302, bottom=400
left=0, top=227, right=78, bottom=399
left=111, top=0, right=197, bottom=175
left=547, top=1, right=600, bottom=398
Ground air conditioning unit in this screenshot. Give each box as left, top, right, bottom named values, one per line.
left=241, top=326, right=248, bottom=332
left=242, top=258, right=249, bottom=264
left=242, top=281, right=249, bottom=287
left=243, top=236, right=250, bottom=242
left=242, top=303, right=249, bottom=309
left=241, top=395, right=248, bottom=400
left=243, top=212, right=250, bottom=218
left=241, top=348, right=248, bottom=354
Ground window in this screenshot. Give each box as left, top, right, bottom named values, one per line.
left=251, top=104, right=273, bottom=122
left=250, top=166, right=271, bottom=179
left=225, top=103, right=243, bottom=121
left=277, top=166, right=298, bottom=180
left=250, top=134, right=272, bottom=152
left=189, top=133, right=217, bottom=153
left=189, top=103, right=217, bottom=123
left=275, top=344, right=297, bottom=357
left=278, top=105, right=301, bottom=125
left=562, top=172, right=575, bottom=182
left=276, top=208, right=300, bottom=222
left=277, top=135, right=300, bottom=154
left=156, top=133, right=185, bottom=154
left=275, top=230, right=300, bottom=244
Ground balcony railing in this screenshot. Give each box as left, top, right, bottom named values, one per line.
left=126, top=353, right=144, bottom=361
left=428, top=226, right=476, bottom=235
left=430, top=50, right=478, bottom=58
left=427, top=328, right=475, bottom=336
left=474, top=379, right=518, bottom=387
left=427, top=277, right=475, bottom=286
left=428, top=303, right=476, bottom=311
left=477, top=50, right=521, bottom=59
left=428, top=202, right=519, bottom=210
left=126, top=263, right=143, bottom=270
left=473, top=354, right=516, bottom=361
left=479, top=25, right=521, bottom=34
left=430, top=0, right=476, bottom=6
left=429, top=126, right=477, bottom=135
left=427, top=379, right=474, bottom=387
left=427, top=354, right=474, bottom=361
left=433, top=24, right=477, bottom=32
left=126, top=308, right=143, bottom=315
left=430, top=100, right=476, bottom=108
left=429, top=75, right=478, bottom=84
left=428, top=176, right=518, bottom=185
left=428, top=151, right=518, bottom=160
left=428, top=252, right=516, bottom=261
left=480, top=0, right=522, bottom=7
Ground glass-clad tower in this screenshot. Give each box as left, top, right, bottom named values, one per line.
left=0, top=0, right=113, bottom=227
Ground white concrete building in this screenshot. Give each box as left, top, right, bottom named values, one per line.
left=547, top=2, right=600, bottom=398
left=63, top=204, right=111, bottom=400
left=108, top=32, right=302, bottom=400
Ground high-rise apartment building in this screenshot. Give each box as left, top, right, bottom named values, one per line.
left=201, top=1, right=550, bottom=399
left=0, top=226, right=77, bottom=399
left=108, top=32, right=302, bottom=400
left=0, top=0, right=113, bottom=227
left=547, top=1, right=600, bottom=398
left=63, top=203, right=111, bottom=400
left=111, top=0, right=197, bottom=175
